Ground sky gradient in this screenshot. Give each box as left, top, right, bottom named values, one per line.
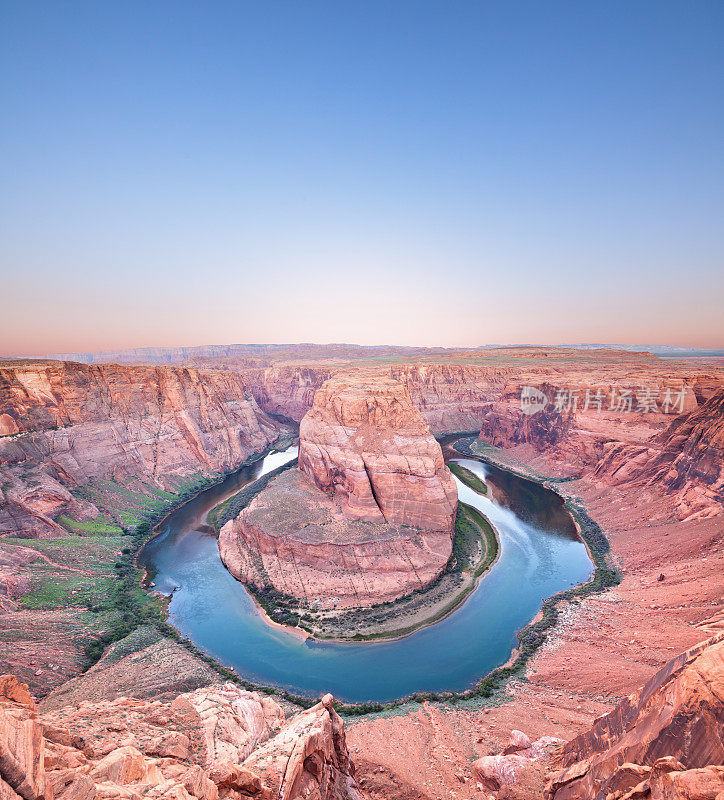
left=2, top=1, right=723, bottom=356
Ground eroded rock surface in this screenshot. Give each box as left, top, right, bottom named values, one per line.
left=0, top=361, right=284, bottom=538
left=220, top=374, right=457, bottom=609
left=1, top=675, right=364, bottom=800
left=546, top=633, right=724, bottom=800
left=596, top=388, right=724, bottom=520
left=298, top=373, right=457, bottom=532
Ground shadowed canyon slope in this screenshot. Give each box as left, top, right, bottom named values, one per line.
left=219, top=374, right=457, bottom=609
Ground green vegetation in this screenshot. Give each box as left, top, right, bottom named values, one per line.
left=69, top=472, right=223, bottom=531
left=452, top=502, right=498, bottom=577
left=56, top=516, right=124, bottom=535
left=3, top=439, right=293, bottom=674
left=75, top=440, right=296, bottom=668
left=207, top=458, right=298, bottom=532
left=448, top=461, right=488, bottom=494
left=3, top=535, right=124, bottom=611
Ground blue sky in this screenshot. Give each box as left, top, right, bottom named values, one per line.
left=1, top=1, right=723, bottom=354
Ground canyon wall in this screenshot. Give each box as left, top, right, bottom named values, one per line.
left=0, top=361, right=285, bottom=537
left=239, top=351, right=721, bottom=433
left=594, top=387, right=724, bottom=520
left=2, top=352, right=720, bottom=536
left=247, top=365, right=335, bottom=423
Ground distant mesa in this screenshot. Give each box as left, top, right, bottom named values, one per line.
left=218, top=373, right=458, bottom=610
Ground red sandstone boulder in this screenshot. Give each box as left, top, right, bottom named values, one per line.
left=242, top=694, right=364, bottom=800
left=472, top=753, right=532, bottom=790
left=503, top=730, right=533, bottom=755
left=177, top=684, right=284, bottom=765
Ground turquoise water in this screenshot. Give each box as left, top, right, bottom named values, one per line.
left=139, top=445, right=592, bottom=703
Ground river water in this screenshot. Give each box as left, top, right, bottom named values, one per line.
left=138, top=444, right=592, bottom=703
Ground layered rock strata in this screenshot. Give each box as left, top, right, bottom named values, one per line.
left=0, top=361, right=283, bottom=537
left=220, top=374, right=457, bottom=610
left=298, top=373, right=457, bottom=531
left=219, top=469, right=454, bottom=608
left=595, top=387, right=724, bottom=519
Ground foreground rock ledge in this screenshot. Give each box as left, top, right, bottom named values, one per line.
left=0, top=674, right=364, bottom=800
left=219, top=373, right=458, bottom=610
left=546, top=631, right=724, bottom=799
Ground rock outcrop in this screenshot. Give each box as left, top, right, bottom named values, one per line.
left=242, top=693, right=363, bottom=800
left=0, top=361, right=284, bottom=537
left=298, top=373, right=457, bottom=532
left=220, top=374, right=457, bottom=610
left=0, top=674, right=47, bottom=800
left=546, top=633, right=724, bottom=800
left=219, top=468, right=454, bottom=608
left=1, top=675, right=364, bottom=800
left=595, top=388, right=724, bottom=520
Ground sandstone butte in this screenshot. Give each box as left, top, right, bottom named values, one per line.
left=219, top=373, right=458, bottom=609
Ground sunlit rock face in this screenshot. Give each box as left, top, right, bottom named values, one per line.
left=219, top=373, right=457, bottom=610
left=546, top=633, right=724, bottom=800
left=298, top=372, right=457, bottom=533
left=0, top=674, right=363, bottom=800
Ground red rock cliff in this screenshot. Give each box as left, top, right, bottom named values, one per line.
left=595, top=387, right=724, bottom=519
left=0, top=361, right=285, bottom=537
left=298, top=373, right=457, bottom=533
left=546, top=633, right=724, bottom=800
